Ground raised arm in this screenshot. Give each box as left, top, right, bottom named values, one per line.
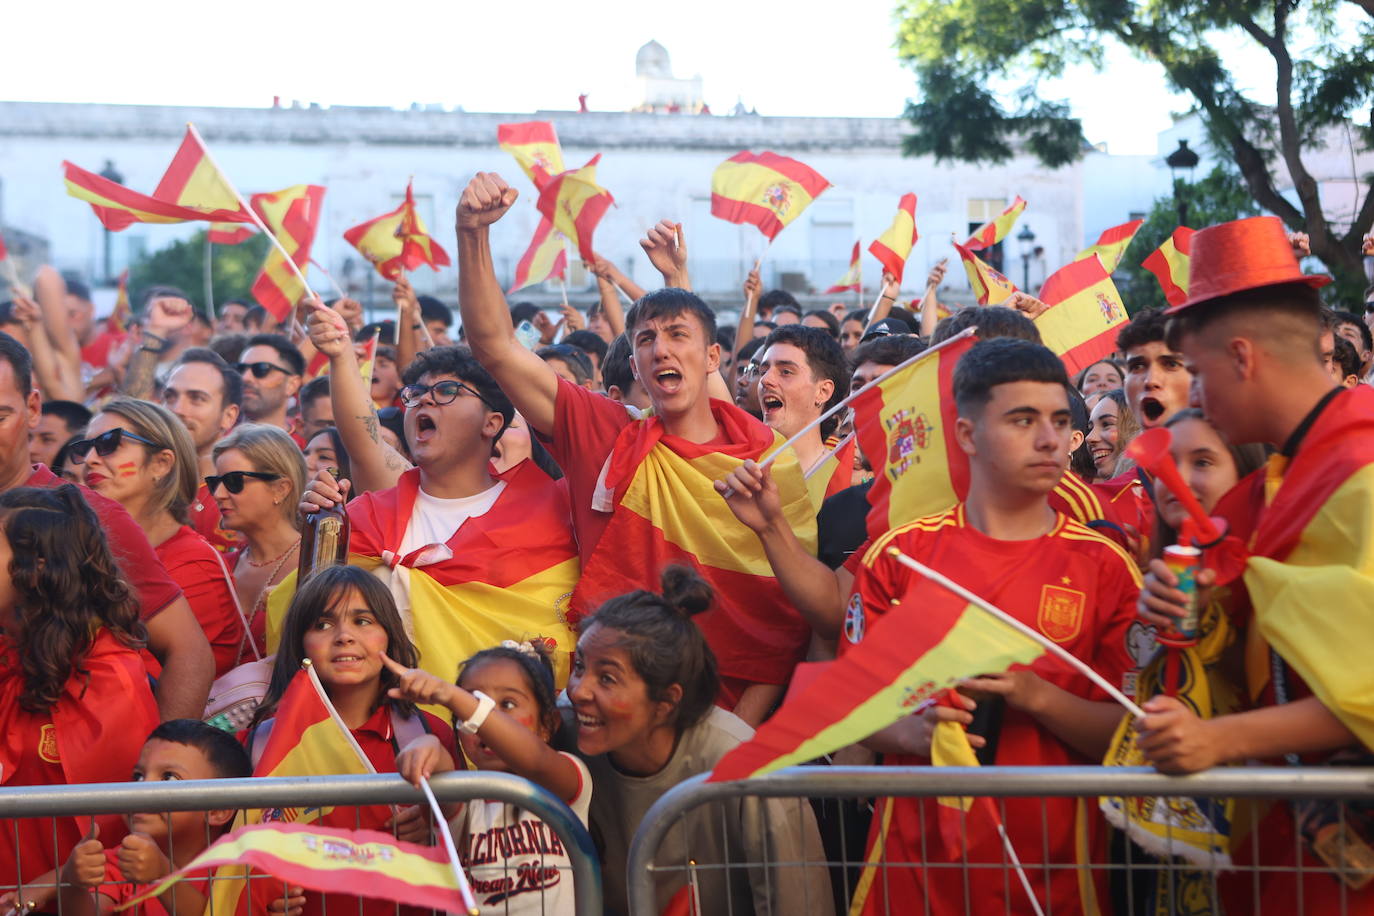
left=918, top=259, right=948, bottom=338
left=864, top=271, right=900, bottom=331
left=731, top=266, right=761, bottom=367
left=456, top=172, right=560, bottom=437
left=640, top=220, right=690, bottom=290
left=392, top=279, right=425, bottom=372
left=33, top=267, right=83, bottom=373
left=10, top=297, right=83, bottom=401
left=587, top=256, right=631, bottom=335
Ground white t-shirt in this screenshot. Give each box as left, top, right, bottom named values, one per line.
left=397, top=481, right=506, bottom=557
left=453, top=752, right=592, bottom=915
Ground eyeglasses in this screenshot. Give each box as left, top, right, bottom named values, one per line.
left=400, top=380, right=489, bottom=409
left=204, top=471, right=282, bottom=494
left=68, top=428, right=166, bottom=461
left=235, top=361, right=294, bottom=380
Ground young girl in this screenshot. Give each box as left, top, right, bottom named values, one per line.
left=567, top=567, right=832, bottom=916
left=0, top=485, right=160, bottom=894
left=245, top=565, right=454, bottom=916
left=389, top=640, right=590, bottom=915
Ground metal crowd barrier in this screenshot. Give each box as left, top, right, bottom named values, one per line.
left=0, top=772, right=601, bottom=916
left=626, top=765, right=1374, bottom=916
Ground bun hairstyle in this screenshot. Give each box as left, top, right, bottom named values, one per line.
left=582, top=565, right=720, bottom=733
left=460, top=639, right=560, bottom=739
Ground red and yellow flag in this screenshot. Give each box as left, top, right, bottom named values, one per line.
left=208, top=222, right=255, bottom=244
left=963, top=196, right=1026, bottom=251
left=710, top=151, right=831, bottom=240
left=1076, top=219, right=1143, bottom=273
left=869, top=193, right=919, bottom=283
left=952, top=239, right=1017, bottom=305
left=1142, top=227, right=1195, bottom=306
left=356, top=332, right=379, bottom=389
left=343, top=181, right=451, bottom=281
left=118, top=822, right=466, bottom=915
left=254, top=662, right=374, bottom=786
left=536, top=155, right=614, bottom=263
left=152, top=128, right=246, bottom=215
left=708, top=573, right=1044, bottom=781
left=250, top=184, right=326, bottom=321
left=824, top=241, right=862, bottom=293
left=850, top=332, right=975, bottom=541
left=1034, top=255, right=1129, bottom=376
left=497, top=121, right=565, bottom=189
left=508, top=217, right=568, bottom=294
left=0, top=230, right=8, bottom=262
left=106, top=269, right=131, bottom=334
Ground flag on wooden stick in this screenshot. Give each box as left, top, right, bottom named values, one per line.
left=344, top=181, right=450, bottom=280
left=710, top=151, right=830, bottom=240
left=825, top=241, right=862, bottom=294
left=869, top=193, right=919, bottom=283
left=963, top=196, right=1026, bottom=251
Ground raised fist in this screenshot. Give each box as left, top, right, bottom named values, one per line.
left=457, top=172, right=518, bottom=231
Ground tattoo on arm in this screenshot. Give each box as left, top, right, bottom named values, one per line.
left=122, top=349, right=160, bottom=400
left=383, top=449, right=412, bottom=472
left=358, top=412, right=380, bottom=444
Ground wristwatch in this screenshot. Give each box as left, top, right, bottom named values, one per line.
left=459, top=691, right=496, bottom=734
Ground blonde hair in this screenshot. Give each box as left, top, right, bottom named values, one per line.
left=97, top=397, right=199, bottom=523
left=212, top=423, right=305, bottom=528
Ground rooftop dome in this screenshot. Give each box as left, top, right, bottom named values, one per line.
left=635, top=40, right=671, bottom=78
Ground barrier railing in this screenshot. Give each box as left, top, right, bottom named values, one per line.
left=0, top=771, right=601, bottom=916
left=626, top=765, right=1374, bottom=916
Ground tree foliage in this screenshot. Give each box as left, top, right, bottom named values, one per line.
left=895, top=0, right=1374, bottom=302
left=128, top=230, right=269, bottom=317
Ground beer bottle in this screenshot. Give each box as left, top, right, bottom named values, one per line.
left=299, top=469, right=350, bottom=582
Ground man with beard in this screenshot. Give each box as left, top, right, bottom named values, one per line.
left=235, top=333, right=304, bottom=444
left=162, top=348, right=242, bottom=551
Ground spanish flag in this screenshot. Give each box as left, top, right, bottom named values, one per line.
left=824, top=240, right=861, bottom=293
left=152, top=127, right=246, bottom=216
left=356, top=331, right=380, bottom=389
left=343, top=181, right=451, bottom=281
left=952, top=239, right=1017, bottom=305
left=868, top=193, right=919, bottom=283
left=964, top=196, right=1026, bottom=251
left=208, top=221, right=256, bottom=245
left=266, top=461, right=580, bottom=689
left=708, top=572, right=1044, bottom=781
left=508, top=216, right=568, bottom=294
left=250, top=184, right=326, bottom=322
left=574, top=401, right=817, bottom=688
left=709, top=151, right=831, bottom=241
left=497, top=120, right=565, bottom=189
left=107, top=269, right=131, bottom=334
left=536, top=155, right=614, bottom=264
left=850, top=332, right=976, bottom=540
left=1141, top=227, right=1195, bottom=306
left=1076, top=219, right=1143, bottom=273
left=118, top=822, right=468, bottom=915
left=1034, top=255, right=1129, bottom=375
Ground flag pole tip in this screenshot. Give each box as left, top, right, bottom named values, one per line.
left=302, top=658, right=313, bottom=668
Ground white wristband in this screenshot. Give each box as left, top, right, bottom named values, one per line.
left=459, top=691, right=496, bottom=734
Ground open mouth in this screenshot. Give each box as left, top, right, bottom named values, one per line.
left=1140, top=397, right=1166, bottom=422
left=1090, top=446, right=1114, bottom=462
left=761, top=394, right=784, bottom=413
left=331, top=655, right=363, bottom=664
left=415, top=414, right=437, bottom=436
left=654, top=368, right=683, bottom=393
left=576, top=711, right=604, bottom=730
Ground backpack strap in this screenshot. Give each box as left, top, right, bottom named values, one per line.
left=390, top=707, right=432, bottom=754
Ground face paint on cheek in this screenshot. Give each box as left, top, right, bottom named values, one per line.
left=117, top=461, right=138, bottom=477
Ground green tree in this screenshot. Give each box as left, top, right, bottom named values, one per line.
left=1121, top=165, right=1261, bottom=312
left=128, top=230, right=269, bottom=316
left=896, top=0, right=1374, bottom=303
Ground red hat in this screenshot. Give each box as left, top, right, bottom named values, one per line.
left=1167, top=215, right=1332, bottom=314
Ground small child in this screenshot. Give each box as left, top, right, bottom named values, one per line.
left=388, top=640, right=589, bottom=916
left=57, top=719, right=252, bottom=916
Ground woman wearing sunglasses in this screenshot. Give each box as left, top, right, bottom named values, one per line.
left=210, top=424, right=307, bottom=661
left=74, top=398, right=246, bottom=678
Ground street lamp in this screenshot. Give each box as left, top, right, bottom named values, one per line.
left=1165, top=139, right=1200, bottom=227
left=98, top=159, right=124, bottom=283
left=1017, top=224, right=1036, bottom=290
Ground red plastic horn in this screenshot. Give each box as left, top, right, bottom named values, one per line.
left=1125, top=427, right=1222, bottom=543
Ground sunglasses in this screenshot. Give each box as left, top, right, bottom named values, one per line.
left=400, top=380, right=490, bottom=409
left=69, top=427, right=166, bottom=461
left=1364, top=301, right=1374, bottom=315
left=235, top=361, right=294, bottom=380
left=205, top=471, right=282, bottom=494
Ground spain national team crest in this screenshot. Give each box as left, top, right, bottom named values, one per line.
left=1037, top=583, right=1086, bottom=643
left=844, top=592, right=866, bottom=644
left=1097, top=291, right=1122, bottom=323
left=38, top=723, right=60, bottom=764
left=762, top=182, right=792, bottom=217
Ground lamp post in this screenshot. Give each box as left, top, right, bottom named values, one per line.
left=98, top=160, right=124, bottom=283
left=1165, top=139, right=1200, bottom=227
left=1017, top=224, right=1036, bottom=290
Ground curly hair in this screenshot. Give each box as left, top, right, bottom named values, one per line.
left=0, top=485, right=145, bottom=712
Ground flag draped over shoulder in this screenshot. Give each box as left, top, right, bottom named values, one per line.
left=1034, top=256, right=1129, bottom=375
left=964, top=196, right=1026, bottom=251
left=117, top=823, right=465, bottom=915
left=825, top=241, right=862, bottom=294
left=709, top=577, right=1044, bottom=781
left=1142, top=227, right=1195, bottom=306
left=710, top=151, right=830, bottom=240
left=508, top=217, right=568, bottom=294
left=952, top=239, right=1017, bottom=305
left=343, top=181, right=450, bottom=281
left=251, top=185, right=326, bottom=321
left=1077, top=219, right=1143, bottom=273
left=266, top=461, right=580, bottom=688
left=851, top=333, right=975, bottom=541
left=574, top=401, right=818, bottom=687
left=498, top=121, right=565, bottom=189
left=536, top=156, right=613, bottom=263
left=869, top=193, right=919, bottom=283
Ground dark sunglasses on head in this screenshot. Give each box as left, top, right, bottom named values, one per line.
left=400, top=380, right=489, bottom=409
left=235, top=361, right=294, bottom=380
left=69, top=427, right=166, bottom=460
left=205, top=471, right=282, bottom=494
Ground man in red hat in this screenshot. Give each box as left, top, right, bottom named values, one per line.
left=1135, top=215, right=1373, bottom=911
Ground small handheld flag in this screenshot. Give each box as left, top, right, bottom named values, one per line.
left=964, top=196, right=1026, bottom=251
left=868, top=193, right=919, bottom=284
left=1033, top=255, right=1130, bottom=375
left=536, top=156, right=614, bottom=263
left=344, top=181, right=451, bottom=281
left=1142, top=227, right=1195, bottom=306
left=824, top=241, right=862, bottom=294
left=250, top=184, right=327, bottom=322
left=508, top=217, right=569, bottom=294
left=952, top=239, right=1017, bottom=305
left=498, top=121, right=565, bottom=190
left=1076, top=219, right=1143, bottom=273
left=710, top=151, right=830, bottom=240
